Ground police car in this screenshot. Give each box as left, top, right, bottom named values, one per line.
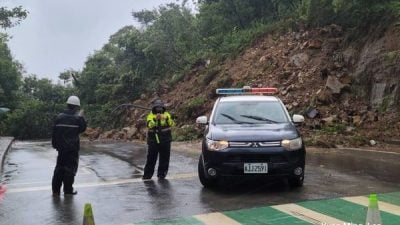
left=196, top=87, right=306, bottom=188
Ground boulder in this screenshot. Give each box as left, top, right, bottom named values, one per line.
left=321, top=115, right=337, bottom=125
left=307, top=39, right=323, bottom=49
left=326, top=76, right=346, bottom=94
left=100, top=129, right=117, bottom=139
left=352, top=116, right=363, bottom=127
left=84, top=127, right=101, bottom=140
left=290, top=53, right=309, bottom=67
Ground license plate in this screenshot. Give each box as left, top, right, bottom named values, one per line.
left=244, top=163, right=268, bottom=174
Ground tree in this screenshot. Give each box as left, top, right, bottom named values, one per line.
left=21, top=75, right=72, bottom=103
left=0, top=6, right=28, bottom=29
left=1, top=99, right=57, bottom=139
left=0, top=5, right=27, bottom=108
left=1, top=74, right=74, bottom=139
left=136, top=4, right=201, bottom=73
left=132, top=9, right=157, bottom=27
left=0, top=36, right=22, bottom=108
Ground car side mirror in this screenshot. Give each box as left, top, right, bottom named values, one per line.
left=292, top=114, right=305, bottom=124
left=196, top=116, right=208, bottom=124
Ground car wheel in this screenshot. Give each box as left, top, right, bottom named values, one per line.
left=288, top=175, right=304, bottom=188
left=198, top=155, right=217, bottom=188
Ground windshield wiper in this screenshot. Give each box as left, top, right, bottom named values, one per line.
left=240, top=115, right=277, bottom=123
left=220, top=113, right=253, bottom=124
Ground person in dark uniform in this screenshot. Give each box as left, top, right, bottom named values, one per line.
left=142, top=99, right=175, bottom=180
left=51, top=95, right=86, bottom=196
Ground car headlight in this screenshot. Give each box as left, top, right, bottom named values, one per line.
left=281, top=137, right=303, bottom=151
left=206, top=139, right=229, bottom=151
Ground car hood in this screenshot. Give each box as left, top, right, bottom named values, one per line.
left=208, top=123, right=299, bottom=141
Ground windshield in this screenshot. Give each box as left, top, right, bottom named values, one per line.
left=213, top=101, right=289, bottom=125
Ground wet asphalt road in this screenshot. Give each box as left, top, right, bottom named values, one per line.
left=0, top=141, right=400, bottom=225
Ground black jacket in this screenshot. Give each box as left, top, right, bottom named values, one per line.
left=52, top=109, right=87, bottom=152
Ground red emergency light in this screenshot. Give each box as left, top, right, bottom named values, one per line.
left=216, top=86, right=278, bottom=95
left=247, top=87, right=278, bottom=94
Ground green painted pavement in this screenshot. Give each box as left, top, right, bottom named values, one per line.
left=134, top=192, right=400, bottom=225
left=298, top=198, right=366, bottom=224
left=299, top=198, right=400, bottom=225
left=378, top=192, right=400, bottom=206
left=224, top=206, right=312, bottom=225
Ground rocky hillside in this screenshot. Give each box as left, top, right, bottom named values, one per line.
left=85, top=23, right=400, bottom=148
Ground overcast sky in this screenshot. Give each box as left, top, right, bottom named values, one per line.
left=3, top=0, right=189, bottom=81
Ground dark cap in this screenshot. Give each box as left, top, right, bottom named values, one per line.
left=151, top=99, right=165, bottom=113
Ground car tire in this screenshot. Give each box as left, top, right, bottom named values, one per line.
left=288, top=175, right=304, bottom=188
left=198, top=155, right=217, bottom=188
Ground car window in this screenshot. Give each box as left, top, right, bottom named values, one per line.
left=213, top=101, right=289, bottom=124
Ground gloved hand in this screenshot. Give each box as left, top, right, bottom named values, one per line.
left=78, top=110, right=84, bottom=117
left=156, top=113, right=164, bottom=120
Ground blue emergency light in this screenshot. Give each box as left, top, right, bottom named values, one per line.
left=215, top=88, right=244, bottom=94
left=216, top=87, right=278, bottom=95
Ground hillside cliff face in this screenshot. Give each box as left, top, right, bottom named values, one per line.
left=87, top=23, right=400, bottom=147
left=352, top=26, right=400, bottom=108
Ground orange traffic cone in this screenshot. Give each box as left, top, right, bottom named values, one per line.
left=0, top=183, right=6, bottom=201
left=365, top=194, right=382, bottom=225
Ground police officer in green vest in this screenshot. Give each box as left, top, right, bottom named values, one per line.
left=142, top=99, right=175, bottom=180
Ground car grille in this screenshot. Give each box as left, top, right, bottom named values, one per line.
left=225, top=154, right=286, bottom=163
left=229, top=141, right=281, bottom=148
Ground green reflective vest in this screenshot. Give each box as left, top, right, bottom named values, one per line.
left=146, top=112, right=175, bottom=144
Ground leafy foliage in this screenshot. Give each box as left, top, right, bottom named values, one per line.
left=0, top=74, right=75, bottom=139
left=2, top=99, right=60, bottom=139
left=0, top=36, right=21, bottom=109
left=172, top=124, right=201, bottom=141
left=0, top=6, right=28, bottom=29
left=177, top=96, right=207, bottom=120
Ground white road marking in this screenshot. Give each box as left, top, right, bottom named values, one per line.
left=272, top=203, right=347, bottom=224
left=6, top=181, right=50, bottom=186
left=6, top=173, right=197, bottom=193
left=194, top=212, right=242, bottom=225
left=343, top=196, right=400, bottom=216
left=132, top=165, right=144, bottom=173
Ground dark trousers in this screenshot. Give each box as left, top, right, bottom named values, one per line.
left=143, top=142, right=171, bottom=178
left=52, top=152, right=79, bottom=194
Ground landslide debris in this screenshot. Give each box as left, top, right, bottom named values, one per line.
left=86, top=24, right=400, bottom=148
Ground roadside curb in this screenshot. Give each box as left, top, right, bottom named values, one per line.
left=0, top=137, right=14, bottom=174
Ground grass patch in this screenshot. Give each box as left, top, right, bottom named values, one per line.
left=320, top=123, right=347, bottom=134
left=177, top=96, right=207, bottom=120
left=172, top=124, right=201, bottom=141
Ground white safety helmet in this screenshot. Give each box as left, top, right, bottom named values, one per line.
left=66, top=95, right=80, bottom=106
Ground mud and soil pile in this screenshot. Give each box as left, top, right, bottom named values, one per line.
left=86, top=24, right=400, bottom=149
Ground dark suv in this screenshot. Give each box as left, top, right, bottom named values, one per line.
left=196, top=90, right=306, bottom=188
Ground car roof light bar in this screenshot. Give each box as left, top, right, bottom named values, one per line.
left=216, top=87, right=278, bottom=95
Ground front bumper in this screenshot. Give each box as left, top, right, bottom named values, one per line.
left=202, top=146, right=305, bottom=178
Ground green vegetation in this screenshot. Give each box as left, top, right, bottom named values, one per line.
left=178, top=96, right=207, bottom=120
left=384, top=51, right=400, bottom=64
left=349, top=135, right=370, bottom=146
left=320, top=123, right=347, bottom=134
left=2, top=1, right=400, bottom=139
left=0, top=74, right=75, bottom=139
left=172, top=124, right=201, bottom=141
left=0, top=6, right=27, bottom=29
